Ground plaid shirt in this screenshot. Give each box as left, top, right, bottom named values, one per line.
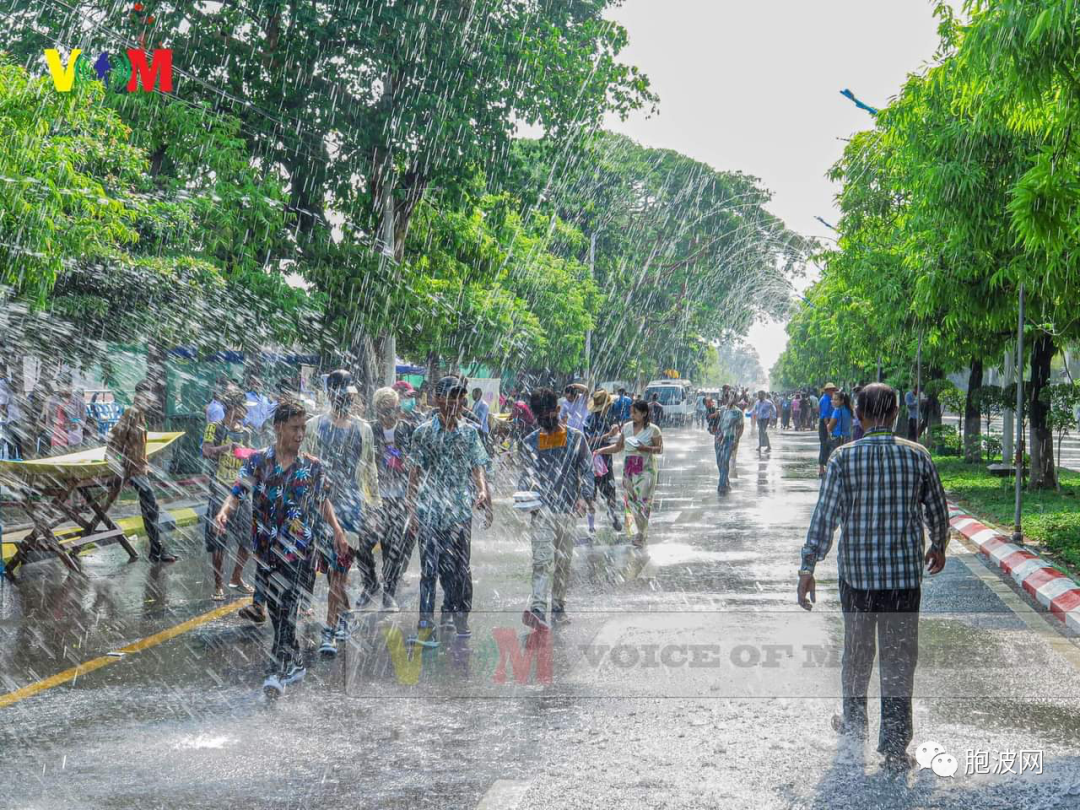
left=800, top=428, right=950, bottom=590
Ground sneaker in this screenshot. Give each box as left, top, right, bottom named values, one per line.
left=335, top=616, right=351, bottom=641
left=381, top=593, right=400, bottom=613
left=454, top=616, right=471, bottom=639
left=612, top=518, right=623, bottom=532
left=408, top=621, right=440, bottom=648
left=522, top=608, right=551, bottom=631
left=319, top=627, right=337, bottom=657
left=281, top=664, right=306, bottom=687
left=439, top=613, right=456, bottom=634
left=263, top=673, right=284, bottom=698
left=551, top=609, right=571, bottom=627
left=149, top=552, right=178, bottom=563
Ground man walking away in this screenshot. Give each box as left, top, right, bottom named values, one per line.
left=518, top=388, right=594, bottom=629
left=753, top=391, right=775, bottom=454
left=781, top=396, right=791, bottom=430
left=106, top=380, right=177, bottom=563
left=817, top=383, right=838, bottom=477
left=613, top=388, right=633, bottom=426
left=797, top=384, right=949, bottom=771
left=406, top=376, right=493, bottom=647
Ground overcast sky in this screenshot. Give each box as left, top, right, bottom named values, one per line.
left=602, top=0, right=946, bottom=381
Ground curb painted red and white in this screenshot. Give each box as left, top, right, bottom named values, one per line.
left=948, top=501, right=1080, bottom=633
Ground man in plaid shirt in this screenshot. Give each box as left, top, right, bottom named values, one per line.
left=797, top=383, right=949, bottom=771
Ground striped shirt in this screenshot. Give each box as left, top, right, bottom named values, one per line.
left=800, top=427, right=950, bottom=590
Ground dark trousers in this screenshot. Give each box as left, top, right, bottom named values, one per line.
left=907, top=417, right=919, bottom=442
left=380, top=497, right=416, bottom=598
left=839, top=580, right=921, bottom=756
left=758, top=419, right=771, bottom=450
left=129, top=475, right=164, bottom=558
left=817, top=419, right=831, bottom=465
left=781, top=412, right=790, bottom=429
left=265, top=550, right=316, bottom=673
left=418, top=518, right=473, bottom=623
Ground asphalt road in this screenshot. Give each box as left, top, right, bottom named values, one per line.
left=4, top=425, right=1080, bottom=809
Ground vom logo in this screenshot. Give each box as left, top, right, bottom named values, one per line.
left=44, top=48, right=173, bottom=93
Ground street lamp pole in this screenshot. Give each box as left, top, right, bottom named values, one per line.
left=1013, top=284, right=1025, bottom=545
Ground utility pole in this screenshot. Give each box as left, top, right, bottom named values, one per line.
left=586, top=231, right=596, bottom=390
left=1003, top=347, right=1014, bottom=464
left=1013, top=284, right=1025, bottom=545
left=380, top=160, right=397, bottom=387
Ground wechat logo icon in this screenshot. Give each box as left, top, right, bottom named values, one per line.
left=915, top=741, right=958, bottom=778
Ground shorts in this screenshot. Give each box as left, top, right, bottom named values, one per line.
left=204, top=484, right=251, bottom=553
left=316, top=497, right=364, bottom=575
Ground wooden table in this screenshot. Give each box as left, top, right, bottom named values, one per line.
left=0, top=432, right=184, bottom=582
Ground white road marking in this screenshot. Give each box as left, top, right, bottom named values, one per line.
left=476, top=779, right=532, bottom=809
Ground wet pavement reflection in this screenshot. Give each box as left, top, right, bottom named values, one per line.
left=4, top=427, right=1080, bottom=808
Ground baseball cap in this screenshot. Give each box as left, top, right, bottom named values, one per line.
left=392, top=380, right=416, bottom=396
left=434, top=375, right=468, bottom=397
left=326, top=369, right=358, bottom=394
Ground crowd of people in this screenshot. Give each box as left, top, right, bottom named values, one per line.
left=194, top=373, right=672, bottom=697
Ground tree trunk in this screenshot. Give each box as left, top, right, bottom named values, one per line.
left=963, top=357, right=983, bottom=463
left=1028, top=331, right=1057, bottom=490
left=145, top=339, right=168, bottom=429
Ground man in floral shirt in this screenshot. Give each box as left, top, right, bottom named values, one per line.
left=215, top=398, right=346, bottom=698
left=406, top=376, right=492, bottom=646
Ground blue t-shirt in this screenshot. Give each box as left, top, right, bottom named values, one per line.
left=819, top=394, right=834, bottom=421
left=831, top=406, right=853, bottom=439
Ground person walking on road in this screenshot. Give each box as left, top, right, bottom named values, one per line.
left=827, top=390, right=854, bottom=452
left=817, top=383, right=838, bottom=477
left=612, top=388, right=633, bottom=426
left=753, top=390, right=776, bottom=454
left=598, top=399, right=663, bottom=548
left=372, top=386, right=416, bottom=611
left=583, top=388, right=623, bottom=535
left=790, top=394, right=802, bottom=432
left=905, top=387, right=920, bottom=443
left=406, top=376, right=493, bottom=647
left=517, top=387, right=594, bottom=630
left=106, top=380, right=177, bottom=563
left=559, top=383, right=589, bottom=431
left=780, top=395, right=791, bottom=430
left=797, top=383, right=949, bottom=771
left=709, top=394, right=742, bottom=494
left=648, top=393, right=664, bottom=428
left=301, top=370, right=380, bottom=658
left=215, top=398, right=347, bottom=697
left=202, top=392, right=255, bottom=601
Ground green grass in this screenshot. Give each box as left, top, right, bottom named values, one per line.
left=932, top=456, right=1080, bottom=573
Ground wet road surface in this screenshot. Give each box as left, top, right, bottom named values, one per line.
left=4, top=426, right=1080, bottom=809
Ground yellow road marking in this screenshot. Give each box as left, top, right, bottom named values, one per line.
left=0, top=598, right=251, bottom=710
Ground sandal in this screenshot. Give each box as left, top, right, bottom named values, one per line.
left=212, top=588, right=226, bottom=602
left=228, top=580, right=255, bottom=595
left=238, top=604, right=266, bottom=623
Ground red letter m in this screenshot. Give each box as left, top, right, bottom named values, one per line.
left=127, top=49, right=172, bottom=92
left=492, top=628, right=553, bottom=685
